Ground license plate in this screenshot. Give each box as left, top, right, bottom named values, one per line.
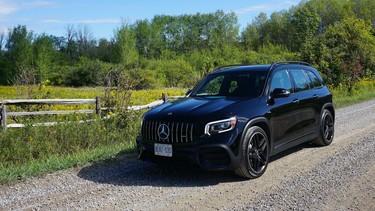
left=154, top=143, right=172, bottom=157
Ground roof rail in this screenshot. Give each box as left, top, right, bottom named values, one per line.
left=269, top=60, right=311, bottom=70
left=212, top=64, right=247, bottom=72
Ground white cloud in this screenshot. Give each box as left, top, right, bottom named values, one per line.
left=0, top=0, right=18, bottom=16
left=42, top=19, right=63, bottom=23
left=234, top=5, right=272, bottom=15
left=79, top=18, right=122, bottom=24
left=42, top=18, right=122, bottom=24
left=234, top=1, right=301, bottom=15
left=0, top=0, right=56, bottom=17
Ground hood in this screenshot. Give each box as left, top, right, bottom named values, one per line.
left=144, top=96, right=259, bottom=122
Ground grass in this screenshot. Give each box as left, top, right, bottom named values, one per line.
left=0, top=110, right=142, bottom=184
left=0, top=142, right=135, bottom=184
left=1, top=81, right=375, bottom=184
left=331, top=79, right=375, bottom=108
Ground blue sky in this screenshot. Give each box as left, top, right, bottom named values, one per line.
left=0, top=0, right=302, bottom=40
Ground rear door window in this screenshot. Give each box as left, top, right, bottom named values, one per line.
left=289, top=69, right=311, bottom=92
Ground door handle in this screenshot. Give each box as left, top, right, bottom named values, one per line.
left=313, top=94, right=319, bottom=99
left=292, top=99, right=299, bottom=104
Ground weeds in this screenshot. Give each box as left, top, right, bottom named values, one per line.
left=0, top=110, right=142, bottom=183
left=331, top=79, right=375, bottom=108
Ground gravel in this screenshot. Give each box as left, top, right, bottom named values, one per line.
left=1, top=99, right=375, bottom=210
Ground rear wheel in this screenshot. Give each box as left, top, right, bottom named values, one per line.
left=314, top=109, right=334, bottom=146
left=235, top=126, right=269, bottom=179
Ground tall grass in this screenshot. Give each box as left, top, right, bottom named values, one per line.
left=331, top=79, right=375, bottom=108
left=0, top=111, right=142, bottom=183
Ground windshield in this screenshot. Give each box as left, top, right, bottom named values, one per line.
left=191, top=71, right=267, bottom=98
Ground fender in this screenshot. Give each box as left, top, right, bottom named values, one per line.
left=239, top=117, right=273, bottom=155
left=322, top=103, right=335, bottom=121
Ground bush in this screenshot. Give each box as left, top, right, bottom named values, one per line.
left=123, top=68, right=160, bottom=90
left=65, top=57, right=112, bottom=86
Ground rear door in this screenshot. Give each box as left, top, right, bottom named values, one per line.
left=288, top=69, right=318, bottom=141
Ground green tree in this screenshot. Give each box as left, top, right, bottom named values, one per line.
left=351, top=0, right=375, bottom=26
left=33, top=34, right=55, bottom=82
left=5, top=25, right=34, bottom=83
left=95, top=38, right=114, bottom=63
left=76, top=24, right=96, bottom=58
left=64, top=24, right=78, bottom=63
left=66, top=57, right=112, bottom=86
left=291, top=3, right=320, bottom=56
left=305, top=0, right=353, bottom=33
left=0, top=32, right=4, bottom=52
left=0, top=32, right=7, bottom=84
left=135, top=19, right=152, bottom=58
left=162, top=58, right=194, bottom=87
left=267, top=11, right=291, bottom=48
left=242, top=12, right=268, bottom=51
left=114, top=23, right=139, bottom=68
left=323, top=18, right=375, bottom=90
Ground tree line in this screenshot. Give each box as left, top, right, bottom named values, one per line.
left=0, top=0, right=374, bottom=91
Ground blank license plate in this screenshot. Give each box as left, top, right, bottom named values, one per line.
left=154, top=143, right=172, bottom=157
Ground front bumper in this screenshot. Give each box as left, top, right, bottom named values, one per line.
left=136, top=133, right=241, bottom=170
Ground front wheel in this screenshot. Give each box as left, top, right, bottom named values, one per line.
left=314, top=109, right=334, bottom=146
left=235, top=126, right=269, bottom=179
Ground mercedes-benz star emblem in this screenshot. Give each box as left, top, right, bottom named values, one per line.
left=158, top=124, right=170, bottom=140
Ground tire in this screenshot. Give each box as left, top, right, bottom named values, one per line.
left=314, top=109, right=334, bottom=146
left=235, top=126, right=270, bottom=179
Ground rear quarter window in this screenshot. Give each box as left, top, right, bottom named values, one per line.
left=306, top=70, right=322, bottom=88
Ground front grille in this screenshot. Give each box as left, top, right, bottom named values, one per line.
left=142, top=121, right=197, bottom=143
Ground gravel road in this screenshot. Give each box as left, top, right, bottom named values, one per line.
left=1, top=100, right=375, bottom=210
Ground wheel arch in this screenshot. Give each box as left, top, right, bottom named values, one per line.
left=240, top=117, right=273, bottom=154
left=322, top=103, right=335, bottom=122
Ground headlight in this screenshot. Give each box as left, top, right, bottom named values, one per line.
left=205, top=117, right=237, bottom=136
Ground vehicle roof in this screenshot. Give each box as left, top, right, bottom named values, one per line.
left=213, top=62, right=314, bottom=74
left=214, top=65, right=271, bottom=73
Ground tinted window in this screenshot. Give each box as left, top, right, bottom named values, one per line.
left=289, top=69, right=311, bottom=92
left=192, top=71, right=267, bottom=97
left=270, top=70, right=292, bottom=93
left=306, top=70, right=322, bottom=87
left=196, top=75, right=224, bottom=96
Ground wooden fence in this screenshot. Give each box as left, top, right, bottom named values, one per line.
left=0, top=94, right=183, bottom=130
left=0, top=97, right=101, bottom=130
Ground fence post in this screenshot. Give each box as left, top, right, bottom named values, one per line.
left=1, top=104, right=7, bottom=131
left=95, top=96, right=101, bottom=118
left=162, top=93, right=168, bottom=102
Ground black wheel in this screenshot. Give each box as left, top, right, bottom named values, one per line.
left=235, top=126, right=269, bottom=179
left=314, top=109, right=334, bottom=146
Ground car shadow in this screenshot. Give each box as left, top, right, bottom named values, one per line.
left=77, top=142, right=318, bottom=187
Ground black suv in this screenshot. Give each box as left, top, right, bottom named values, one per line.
left=136, top=61, right=335, bottom=179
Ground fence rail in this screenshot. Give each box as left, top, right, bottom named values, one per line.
left=0, top=94, right=184, bottom=130
left=0, top=97, right=101, bottom=130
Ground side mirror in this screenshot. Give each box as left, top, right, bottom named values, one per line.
left=272, top=88, right=290, bottom=98
left=186, top=89, right=192, bottom=96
